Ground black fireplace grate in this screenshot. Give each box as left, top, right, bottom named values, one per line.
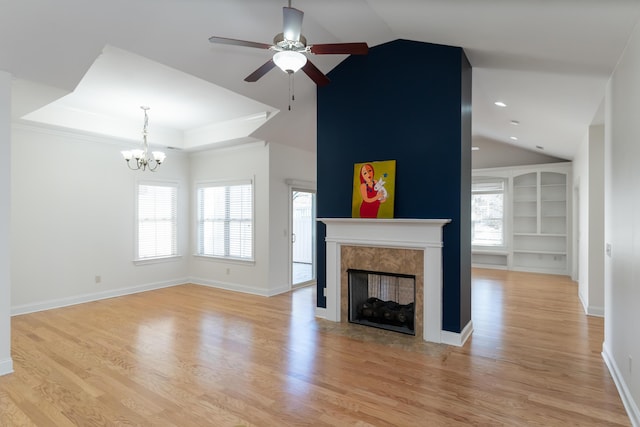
left=348, top=269, right=416, bottom=335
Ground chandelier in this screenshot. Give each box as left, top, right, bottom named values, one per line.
left=121, top=106, right=166, bottom=172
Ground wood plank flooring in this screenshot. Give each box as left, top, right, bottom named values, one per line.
left=0, top=269, right=630, bottom=426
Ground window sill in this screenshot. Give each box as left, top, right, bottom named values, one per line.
left=193, top=254, right=255, bottom=265
left=134, top=255, right=183, bottom=266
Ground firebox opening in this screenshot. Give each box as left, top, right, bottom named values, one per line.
left=348, top=269, right=416, bottom=335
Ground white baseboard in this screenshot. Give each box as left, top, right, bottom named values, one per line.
left=189, top=277, right=274, bottom=297
left=11, top=279, right=186, bottom=316
left=578, top=290, right=605, bottom=317
left=266, top=284, right=291, bottom=297
left=602, top=343, right=640, bottom=427
left=441, top=320, right=474, bottom=347
left=315, top=307, right=328, bottom=319
left=587, top=305, right=605, bottom=317
left=0, top=357, right=13, bottom=376
left=10, top=277, right=300, bottom=317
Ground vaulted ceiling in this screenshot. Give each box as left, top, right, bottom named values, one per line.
left=2, top=0, right=639, bottom=159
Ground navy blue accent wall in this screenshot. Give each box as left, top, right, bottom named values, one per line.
left=316, top=39, right=471, bottom=333
left=458, top=51, right=472, bottom=330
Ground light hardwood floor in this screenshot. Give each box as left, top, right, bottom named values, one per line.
left=0, top=269, right=630, bottom=426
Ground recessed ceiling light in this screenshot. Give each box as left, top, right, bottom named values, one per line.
left=510, top=136, right=518, bottom=141
left=536, top=145, right=544, bottom=150
left=471, top=146, right=480, bottom=151
left=494, top=101, right=507, bottom=107
left=510, top=120, right=520, bottom=125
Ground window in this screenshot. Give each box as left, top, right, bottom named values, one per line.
left=137, top=182, right=178, bottom=260
left=472, top=178, right=506, bottom=247
left=197, top=180, right=253, bottom=260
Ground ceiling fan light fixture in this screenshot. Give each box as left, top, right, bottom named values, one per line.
left=273, top=50, right=307, bottom=73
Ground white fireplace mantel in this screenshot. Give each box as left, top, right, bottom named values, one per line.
left=318, top=218, right=451, bottom=344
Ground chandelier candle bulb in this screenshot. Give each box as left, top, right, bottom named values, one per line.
left=152, top=151, right=166, bottom=163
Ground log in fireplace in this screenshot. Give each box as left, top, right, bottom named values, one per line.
left=348, top=269, right=416, bottom=335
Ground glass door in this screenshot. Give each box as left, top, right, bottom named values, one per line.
left=291, top=190, right=316, bottom=286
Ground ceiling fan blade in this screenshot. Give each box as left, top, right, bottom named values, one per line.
left=310, top=43, right=369, bottom=55
left=244, top=59, right=277, bottom=82
left=283, top=7, right=304, bottom=42
left=301, top=60, right=330, bottom=86
left=209, top=36, right=272, bottom=50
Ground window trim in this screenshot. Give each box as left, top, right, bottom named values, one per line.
left=135, top=179, right=180, bottom=263
left=471, top=177, right=507, bottom=249
left=194, top=178, right=255, bottom=263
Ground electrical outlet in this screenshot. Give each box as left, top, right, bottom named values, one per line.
left=629, top=355, right=633, bottom=373
left=95, top=275, right=101, bottom=284
left=226, top=268, right=230, bottom=275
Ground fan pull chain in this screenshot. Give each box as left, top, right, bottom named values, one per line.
left=288, top=72, right=295, bottom=111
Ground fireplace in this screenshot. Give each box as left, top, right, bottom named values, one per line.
left=318, top=218, right=451, bottom=344
left=348, top=269, right=416, bottom=335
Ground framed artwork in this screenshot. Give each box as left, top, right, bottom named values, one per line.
left=351, top=160, right=396, bottom=218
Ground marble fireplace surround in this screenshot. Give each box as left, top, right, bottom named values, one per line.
left=318, top=218, right=450, bottom=344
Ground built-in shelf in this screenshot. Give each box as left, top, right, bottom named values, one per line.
left=513, top=249, right=566, bottom=255
left=473, top=163, right=571, bottom=275
left=514, top=233, right=566, bottom=237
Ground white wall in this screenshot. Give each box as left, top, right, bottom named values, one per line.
left=188, top=142, right=272, bottom=295
left=0, top=72, right=13, bottom=376
left=10, top=124, right=190, bottom=314
left=268, top=142, right=316, bottom=292
left=603, top=17, right=640, bottom=425
left=573, top=131, right=588, bottom=289
left=572, top=125, right=605, bottom=316
left=588, top=125, right=605, bottom=315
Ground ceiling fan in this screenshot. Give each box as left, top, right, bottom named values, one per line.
left=208, top=1, right=368, bottom=86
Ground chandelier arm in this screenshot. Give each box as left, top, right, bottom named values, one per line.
left=126, top=159, right=141, bottom=171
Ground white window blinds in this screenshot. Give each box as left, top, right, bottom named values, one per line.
left=197, top=180, right=253, bottom=260
left=472, top=178, right=506, bottom=247
left=137, top=183, right=178, bottom=260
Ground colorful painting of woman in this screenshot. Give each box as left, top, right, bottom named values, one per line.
left=359, top=163, right=386, bottom=218
left=352, top=160, right=396, bottom=218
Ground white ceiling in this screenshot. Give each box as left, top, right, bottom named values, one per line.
left=21, top=46, right=278, bottom=150
left=2, top=0, right=640, bottom=158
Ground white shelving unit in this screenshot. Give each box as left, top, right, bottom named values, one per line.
left=472, top=163, right=571, bottom=275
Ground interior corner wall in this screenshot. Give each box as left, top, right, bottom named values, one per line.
left=573, top=131, right=590, bottom=310
left=10, top=124, right=190, bottom=313
left=573, top=124, right=604, bottom=317
left=188, top=143, right=272, bottom=295
left=0, top=71, right=13, bottom=375
left=316, top=39, right=472, bottom=333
